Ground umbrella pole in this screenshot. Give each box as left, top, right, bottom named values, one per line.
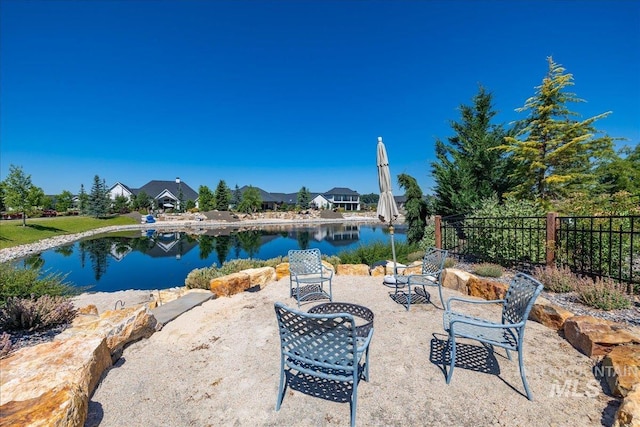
left=389, top=221, right=397, bottom=274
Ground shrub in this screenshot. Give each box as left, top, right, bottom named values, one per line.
left=472, top=263, right=504, bottom=278
left=576, top=277, right=632, bottom=311
left=0, top=263, right=78, bottom=306
left=0, top=332, right=11, bottom=359
left=184, top=267, right=217, bottom=289
left=0, top=295, right=77, bottom=332
left=532, top=265, right=576, bottom=293
left=407, top=251, right=425, bottom=263
left=443, top=257, right=457, bottom=268
left=184, top=257, right=288, bottom=290
left=337, top=241, right=420, bottom=266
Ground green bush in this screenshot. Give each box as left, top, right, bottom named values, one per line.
left=0, top=295, right=77, bottom=332
left=576, top=277, right=632, bottom=311
left=532, top=265, right=576, bottom=293
left=184, top=257, right=288, bottom=290
left=472, top=263, right=504, bottom=278
left=443, top=257, right=457, bottom=268
left=407, top=251, right=425, bottom=263
left=0, top=263, right=78, bottom=306
left=337, top=241, right=419, bottom=266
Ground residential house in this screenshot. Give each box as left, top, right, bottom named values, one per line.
left=323, top=187, right=361, bottom=211
left=108, top=179, right=198, bottom=211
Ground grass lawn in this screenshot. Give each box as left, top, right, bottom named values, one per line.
left=0, top=216, right=138, bottom=249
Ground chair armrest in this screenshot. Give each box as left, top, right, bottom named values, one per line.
left=356, top=328, right=374, bottom=353
left=407, top=273, right=440, bottom=285
left=448, top=314, right=524, bottom=330
left=445, top=296, right=505, bottom=311
left=321, top=265, right=334, bottom=278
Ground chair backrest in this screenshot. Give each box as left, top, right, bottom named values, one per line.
left=288, top=249, right=323, bottom=276
left=421, top=248, right=449, bottom=275
left=502, top=272, right=544, bottom=325
left=274, top=302, right=358, bottom=371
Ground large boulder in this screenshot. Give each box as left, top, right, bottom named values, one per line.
left=529, top=297, right=575, bottom=330
left=564, top=316, right=640, bottom=358
left=275, top=262, right=290, bottom=280
left=441, top=268, right=473, bottom=295
left=467, top=277, right=508, bottom=301
left=0, top=335, right=111, bottom=427
left=209, top=267, right=276, bottom=297
left=614, top=383, right=640, bottom=427
left=336, top=264, right=370, bottom=276
left=602, top=345, right=640, bottom=397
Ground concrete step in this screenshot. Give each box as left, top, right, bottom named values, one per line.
left=151, top=291, right=214, bottom=329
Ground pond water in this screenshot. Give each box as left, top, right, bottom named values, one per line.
left=21, top=223, right=406, bottom=292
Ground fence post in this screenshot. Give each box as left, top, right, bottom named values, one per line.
left=546, top=212, right=558, bottom=266
left=435, top=215, right=442, bottom=249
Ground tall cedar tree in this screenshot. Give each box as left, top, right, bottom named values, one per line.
left=198, top=185, right=215, bottom=211
left=431, top=87, right=515, bottom=216
left=498, top=57, right=615, bottom=204
left=397, top=173, right=427, bottom=244
left=214, top=180, right=232, bottom=211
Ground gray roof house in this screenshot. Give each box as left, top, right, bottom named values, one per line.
left=323, top=187, right=361, bottom=211
left=108, top=179, right=198, bottom=211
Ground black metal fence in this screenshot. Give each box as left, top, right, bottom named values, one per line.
left=437, top=213, right=640, bottom=287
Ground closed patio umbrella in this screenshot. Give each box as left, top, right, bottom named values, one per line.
left=376, top=136, right=400, bottom=272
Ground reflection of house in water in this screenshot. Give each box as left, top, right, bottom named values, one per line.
left=142, top=231, right=198, bottom=259
left=109, top=244, right=132, bottom=261
left=324, top=224, right=361, bottom=247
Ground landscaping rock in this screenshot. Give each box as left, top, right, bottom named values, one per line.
left=467, top=276, right=508, bottom=301
left=602, top=345, right=640, bottom=397
left=564, top=316, right=640, bottom=358
left=529, top=297, right=575, bottom=330
left=614, top=383, right=640, bottom=427
left=336, top=264, right=370, bottom=276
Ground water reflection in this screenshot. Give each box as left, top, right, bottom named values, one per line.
left=30, top=223, right=406, bottom=292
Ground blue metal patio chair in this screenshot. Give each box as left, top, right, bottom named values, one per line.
left=288, top=249, right=333, bottom=307
left=383, top=248, right=448, bottom=310
left=274, top=302, right=373, bottom=427
left=442, top=272, right=544, bottom=400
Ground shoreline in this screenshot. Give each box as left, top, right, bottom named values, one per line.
left=0, top=213, right=387, bottom=264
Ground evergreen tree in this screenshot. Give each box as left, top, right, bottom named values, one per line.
left=88, top=175, right=109, bottom=218
left=498, top=57, right=615, bottom=204
left=214, top=180, right=232, bottom=211
left=596, top=144, right=640, bottom=197
left=2, top=165, right=40, bottom=226
left=78, top=184, right=89, bottom=214
left=296, top=186, right=311, bottom=210
left=238, top=186, right=262, bottom=213
left=198, top=185, right=215, bottom=211
left=397, top=173, right=427, bottom=244
left=232, top=184, right=242, bottom=210
left=431, top=86, right=515, bottom=216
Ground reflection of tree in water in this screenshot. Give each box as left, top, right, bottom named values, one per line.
left=54, top=245, right=74, bottom=257
left=297, top=231, right=310, bottom=250
left=236, top=230, right=262, bottom=258
left=215, top=235, right=231, bottom=266
left=79, top=239, right=110, bottom=281
left=22, top=254, right=44, bottom=270
left=199, top=235, right=215, bottom=259
left=129, top=234, right=157, bottom=253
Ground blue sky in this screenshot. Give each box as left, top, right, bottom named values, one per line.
left=1, top=0, right=638, bottom=197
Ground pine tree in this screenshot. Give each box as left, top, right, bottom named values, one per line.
left=498, top=57, right=615, bottom=204
left=431, top=86, right=515, bottom=216
left=198, top=185, right=214, bottom=211
left=88, top=175, right=109, bottom=218
left=232, top=185, right=242, bottom=210
left=214, top=180, right=231, bottom=211
left=296, top=186, right=311, bottom=210
left=78, top=184, right=89, bottom=214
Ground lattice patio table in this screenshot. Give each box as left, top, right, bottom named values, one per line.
left=307, top=302, right=374, bottom=338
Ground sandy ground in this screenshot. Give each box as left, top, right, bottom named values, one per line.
left=82, top=276, right=619, bottom=427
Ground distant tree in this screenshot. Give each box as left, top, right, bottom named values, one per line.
left=296, top=186, right=311, bottom=210
left=596, top=144, right=640, bottom=197
left=238, top=186, right=262, bottom=213
left=0, top=182, right=5, bottom=212
left=132, top=190, right=152, bottom=211
left=29, top=187, right=46, bottom=210
left=498, top=57, right=615, bottom=205
left=88, top=175, right=110, bottom=218
left=78, top=184, right=89, bottom=214
left=112, top=195, right=130, bottom=213
left=2, top=165, right=41, bottom=226
left=186, top=199, right=196, bottom=210
left=232, top=184, right=242, bottom=210
left=431, top=86, right=515, bottom=216
left=56, top=190, right=74, bottom=212
left=214, top=180, right=232, bottom=211
left=360, top=193, right=379, bottom=204
left=398, top=173, right=428, bottom=244
left=198, top=185, right=215, bottom=211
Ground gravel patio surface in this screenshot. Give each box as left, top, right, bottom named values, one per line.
left=83, top=275, right=618, bottom=427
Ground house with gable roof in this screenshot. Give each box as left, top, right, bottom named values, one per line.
left=323, top=187, right=361, bottom=211
left=108, top=179, right=198, bottom=211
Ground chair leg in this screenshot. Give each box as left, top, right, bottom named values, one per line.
left=276, top=360, right=286, bottom=410
left=406, top=284, right=411, bottom=311
left=518, top=348, right=533, bottom=400
left=350, top=375, right=358, bottom=427
left=436, top=285, right=445, bottom=309
left=446, top=334, right=456, bottom=384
